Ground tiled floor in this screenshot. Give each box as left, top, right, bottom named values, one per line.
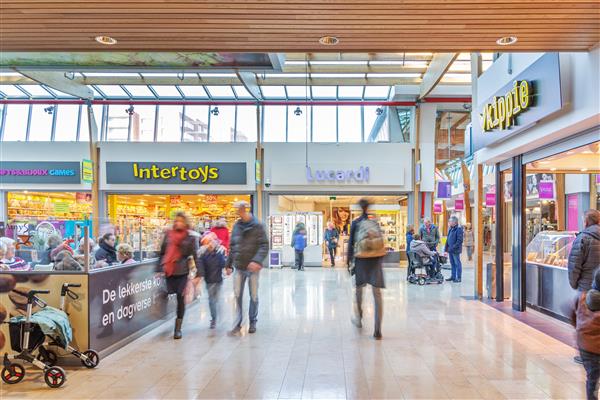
left=0, top=267, right=586, bottom=399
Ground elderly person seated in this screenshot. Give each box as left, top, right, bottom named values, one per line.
left=409, top=233, right=439, bottom=276
left=117, top=243, right=136, bottom=265
left=0, top=238, right=29, bottom=271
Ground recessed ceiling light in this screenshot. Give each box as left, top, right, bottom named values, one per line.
left=581, top=168, right=588, bottom=172
left=496, top=36, right=518, bottom=46
left=95, top=35, right=117, bottom=45
left=550, top=168, right=557, bottom=171
left=319, top=36, right=339, bottom=46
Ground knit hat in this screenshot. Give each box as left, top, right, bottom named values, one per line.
left=593, top=268, right=600, bottom=291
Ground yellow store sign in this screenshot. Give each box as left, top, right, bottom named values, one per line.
left=481, top=80, right=532, bottom=132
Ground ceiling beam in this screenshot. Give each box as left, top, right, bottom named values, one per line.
left=419, top=53, right=458, bottom=100
left=236, top=71, right=263, bottom=101
left=16, top=70, right=93, bottom=99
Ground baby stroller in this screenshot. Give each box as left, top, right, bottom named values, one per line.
left=407, top=251, right=445, bottom=285
left=36, top=283, right=99, bottom=369
left=2, top=289, right=67, bottom=388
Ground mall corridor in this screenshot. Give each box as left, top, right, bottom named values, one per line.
left=2, top=268, right=585, bottom=400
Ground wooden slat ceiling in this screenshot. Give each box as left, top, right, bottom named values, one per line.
left=1, top=0, right=599, bottom=52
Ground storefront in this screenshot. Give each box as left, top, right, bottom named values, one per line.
left=100, top=142, right=256, bottom=256
left=473, top=50, right=600, bottom=322
left=263, top=142, right=413, bottom=267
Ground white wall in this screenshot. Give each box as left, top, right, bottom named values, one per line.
left=263, top=142, right=413, bottom=193
left=476, top=49, right=600, bottom=164
left=565, top=174, right=590, bottom=194
left=0, top=142, right=90, bottom=191
left=418, top=103, right=437, bottom=193
left=99, top=142, right=256, bottom=192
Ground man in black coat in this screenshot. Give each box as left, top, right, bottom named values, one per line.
left=569, top=209, right=600, bottom=291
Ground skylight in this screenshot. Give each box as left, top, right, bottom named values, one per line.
left=337, top=86, right=364, bottom=99
left=260, top=86, right=286, bottom=99
left=95, top=85, right=129, bottom=97
left=311, top=86, right=337, bottom=99
left=363, top=86, right=390, bottom=99
left=0, top=85, right=27, bottom=97
left=205, top=86, right=234, bottom=98
left=17, top=85, right=53, bottom=97
left=123, top=85, right=155, bottom=97
left=232, top=86, right=253, bottom=99
left=285, top=86, right=310, bottom=99
left=178, top=86, right=208, bottom=98
left=150, top=85, right=182, bottom=98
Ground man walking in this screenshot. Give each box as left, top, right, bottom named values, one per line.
left=569, top=209, right=600, bottom=292
left=227, top=201, right=269, bottom=335
left=419, top=217, right=441, bottom=250
left=444, top=216, right=464, bottom=283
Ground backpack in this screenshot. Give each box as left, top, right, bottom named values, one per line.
left=353, top=217, right=386, bottom=258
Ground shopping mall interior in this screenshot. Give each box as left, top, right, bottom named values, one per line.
left=0, top=1, right=599, bottom=399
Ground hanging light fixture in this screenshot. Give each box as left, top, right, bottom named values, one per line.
left=375, top=107, right=384, bottom=116
left=125, top=105, right=135, bottom=115
left=294, top=106, right=303, bottom=116
left=43, top=106, right=54, bottom=115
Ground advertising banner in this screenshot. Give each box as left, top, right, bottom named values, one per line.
left=538, top=180, right=555, bottom=200
left=81, top=159, right=93, bottom=184
left=0, top=161, right=81, bottom=184
left=436, top=181, right=452, bottom=199
left=88, top=262, right=175, bottom=352
left=567, top=194, right=579, bottom=231
left=105, top=162, right=247, bottom=185
left=455, top=199, right=465, bottom=211
left=433, top=202, right=443, bottom=214
left=485, top=192, right=496, bottom=207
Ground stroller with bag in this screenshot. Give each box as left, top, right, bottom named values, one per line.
left=2, top=289, right=67, bottom=388
left=36, top=283, right=99, bottom=369
left=407, top=251, right=445, bottom=285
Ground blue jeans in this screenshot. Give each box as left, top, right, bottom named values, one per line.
left=206, top=282, right=222, bottom=322
left=581, top=349, right=600, bottom=400
left=233, top=269, right=259, bottom=328
left=449, top=252, right=462, bottom=280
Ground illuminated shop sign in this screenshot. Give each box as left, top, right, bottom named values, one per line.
left=0, top=162, right=81, bottom=184
left=105, top=162, right=247, bottom=185
left=306, top=166, right=370, bottom=183
left=481, top=80, right=531, bottom=132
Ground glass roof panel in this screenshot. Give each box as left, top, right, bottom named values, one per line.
left=151, top=85, right=182, bottom=98
left=363, top=86, right=390, bottom=99
left=232, top=85, right=253, bottom=99
left=205, top=85, right=234, bottom=98
left=17, top=85, right=53, bottom=97
left=87, top=86, right=105, bottom=98
left=260, top=86, right=286, bottom=99
left=45, top=87, right=76, bottom=98
left=0, top=84, right=26, bottom=97
left=369, top=60, right=429, bottom=67
left=310, top=61, right=368, bottom=66
left=83, top=72, right=140, bottom=77
left=448, top=60, right=471, bottom=72
left=285, top=86, right=309, bottom=99
left=310, top=73, right=365, bottom=78
left=199, top=73, right=237, bottom=78
left=123, top=85, right=155, bottom=97
left=311, top=86, right=337, bottom=99
left=366, top=73, right=421, bottom=78
left=337, top=86, right=364, bottom=99
left=96, top=85, right=129, bottom=97
left=178, top=85, right=208, bottom=98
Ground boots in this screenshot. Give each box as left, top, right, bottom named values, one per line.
left=174, top=318, right=183, bottom=339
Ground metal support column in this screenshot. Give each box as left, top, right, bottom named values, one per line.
left=512, top=155, right=526, bottom=311
left=494, top=163, right=504, bottom=302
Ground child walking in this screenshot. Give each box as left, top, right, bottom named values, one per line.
left=198, top=233, right=227, bottom=329
left=292, top=226, right=307, bottom=271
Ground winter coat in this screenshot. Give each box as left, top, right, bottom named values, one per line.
left=566, top=289, right=600, bottom=354
left=54, top=250, right=83, bottom=271
left=226, top=216, right=269, bottom=270
left=419, top=224, right=440, bottom=249
left=348, top=213, right=385, bottom=288
left=406, top=232, right=414, bottom=254
left=210, top=225, right=230, bottom=251
left=324, top=228, right=339, bottom=249
left=444, top=225, right=464, bottom=255
left=410, top=239, right=435, bottom=264
left=463, top=229, right=474, bottom=247
left=197, top=249, right=226, bottom=284
left=568, top=224, right=600, bottom=291
left=158, top=230, right=200, bottom=277
left=292, top=232, right=307, bottom=251
left=95, top=242, right=117, bottom=265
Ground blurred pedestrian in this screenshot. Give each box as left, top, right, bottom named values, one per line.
left=198, top=234, right=227, bottom=329
left=159, top=212, right=200, bottom=339
left=324, top=221, right=339, bottom=267
left=210, top=217, right=230, bottom=254
left=464, top=222, right=474, bottom=261
left=227, top=201, right=269, bottom=335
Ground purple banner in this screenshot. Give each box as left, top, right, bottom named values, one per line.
left=538, top=180, right=555, bottom=200
left=485, top=192, right=496, bottom=207
left=455, top=199, right=465, bottom=211
left=436, top=181, right=452, bottom=199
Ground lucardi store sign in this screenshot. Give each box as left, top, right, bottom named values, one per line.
left=473, top=53, right=562, bottom=152
left=306, top=166, right=370, bottom=183
left=106, top=162, right=247, bottom=185
left=0, top=161, right=81, bottom=184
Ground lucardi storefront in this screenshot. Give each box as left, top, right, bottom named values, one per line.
left=473, top=50, right=600, bottom=322
left=263, top=142, right=413, bottom=267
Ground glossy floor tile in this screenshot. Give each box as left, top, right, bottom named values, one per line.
left=0, top=267, right=586, bottom=399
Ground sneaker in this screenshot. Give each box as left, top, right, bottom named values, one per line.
left=228, top=326, right=242, bottom=336
left=248, top=324, right=257, bottom=334
left=374, top=331, right=382, bottom=340
left=210, top=320, right=216, bottom=329
left=455, top=279, right=462, bottom=283
left=351, top=316, right=363, bottom=329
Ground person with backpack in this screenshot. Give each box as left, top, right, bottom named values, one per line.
left=197, top=233, right=227, bottom=329
left=347, top=198, right=386, bottom=340
left=292, top=224, right=307, bottom=271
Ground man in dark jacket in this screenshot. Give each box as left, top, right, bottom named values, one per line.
left=95, top=233, right=117, bottom=265
left=227, top=201, right=269, bottom=335
left=444, top=216, right=464, bottom=283
left=569, top=209, right=600, bottom=291
left=419, top=217, right=440, bottom=250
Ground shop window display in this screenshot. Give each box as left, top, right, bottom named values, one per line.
left=7, top=192, right=92, bottom=221
left=525, top=231, right=576, bottom=268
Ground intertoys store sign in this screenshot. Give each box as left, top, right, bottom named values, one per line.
left=0, top=161, right=81, bottom=184
left=105, top=162, right=247, bottom=185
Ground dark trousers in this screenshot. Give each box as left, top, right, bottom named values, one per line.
left=166, top=274, right=188, bottom=319
left=295, top=250, right=304, bottom=269
left=581, top=349, right=600, bottom=400
left=328, top=247, right=336, bottom=266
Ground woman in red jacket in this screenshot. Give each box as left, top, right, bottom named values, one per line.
left=210, top=218, right=230, bottom=254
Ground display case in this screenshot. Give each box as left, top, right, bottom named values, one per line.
left=268, top=212, right=323, bottom=267
left=525, top=230, right=577, bottom=268
left=350, top=209, right=407, bottom=252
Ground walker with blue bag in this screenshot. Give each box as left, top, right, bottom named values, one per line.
left=2, top=289, right=67, bottom=388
